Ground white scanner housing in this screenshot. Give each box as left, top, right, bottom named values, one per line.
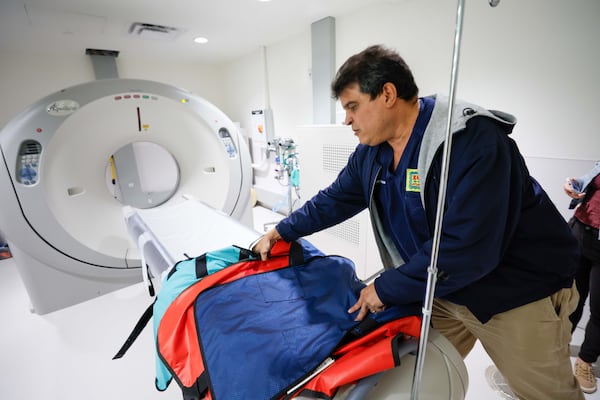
left=0, top=79, right=253, bottom=314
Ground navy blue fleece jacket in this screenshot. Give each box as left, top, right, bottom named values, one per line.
left=276, top=95, right=577, bottom=323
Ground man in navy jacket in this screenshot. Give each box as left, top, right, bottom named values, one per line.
left=253, top=45, right=583, bottom=399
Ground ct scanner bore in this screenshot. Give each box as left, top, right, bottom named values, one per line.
left=0, top=79, right=253, bottom=314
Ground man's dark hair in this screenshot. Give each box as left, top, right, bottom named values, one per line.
left=331, top=45, right=419, bottom=101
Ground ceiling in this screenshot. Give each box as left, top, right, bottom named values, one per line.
left=0, top=0, right=391, bottom=65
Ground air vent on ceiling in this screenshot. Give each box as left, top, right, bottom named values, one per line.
left=128, top=22, right=184, bottom=41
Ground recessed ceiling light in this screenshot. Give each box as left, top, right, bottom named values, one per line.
left=193, top=37, right=208, bottom=44
left=258, top=0, right=272, bottom=2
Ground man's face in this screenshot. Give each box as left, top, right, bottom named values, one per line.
left=339, top=84, right=388, bottom=146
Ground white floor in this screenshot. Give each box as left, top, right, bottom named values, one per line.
left=0, top=206, right=597, bottom=400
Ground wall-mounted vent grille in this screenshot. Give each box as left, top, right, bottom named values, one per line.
left=85, top=48, right=119, bottom=57
left=322, top=144, right=354, bottom=173
left=128, top=22, right=184, bottom=41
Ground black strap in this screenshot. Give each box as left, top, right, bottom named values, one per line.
left=338, top=317, right=379, bottom=346
left=233, top=245, right=257, bottom=261
left=112, top=300, right=155, bottom=360
left=289, top=240, right=305, bottom=266
left=181, top=372, right=209, bottom=400
left=195, top=254, right=208, bottom=279
left=195, top=246, right=256, bottom=279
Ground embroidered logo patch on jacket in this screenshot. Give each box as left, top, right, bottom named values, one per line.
left=406, top=169, right=420, bottom=192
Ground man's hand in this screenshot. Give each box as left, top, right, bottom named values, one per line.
left=252, top=228, right=282, bottom=260
left=348, top=283, right=386, bottom=321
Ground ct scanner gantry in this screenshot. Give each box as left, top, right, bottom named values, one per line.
left=0, top=78, right=254, bottom=314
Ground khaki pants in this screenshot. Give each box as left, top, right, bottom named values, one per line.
left=432, top=285, right=584, bottom=400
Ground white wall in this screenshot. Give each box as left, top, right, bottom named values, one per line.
left=221, top=34, right=312, bottom=137
left=335, top=0, right=600, bottom=216
left=221, top=0, right=600, bottom=213
left=334, top=0, right=600, bottom=161
left=221, top=33, right=313, bottom=210
left=0, top=50, right=225, bottom=127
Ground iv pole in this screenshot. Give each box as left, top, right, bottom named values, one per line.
left=410, top=1, right=500, bottom=399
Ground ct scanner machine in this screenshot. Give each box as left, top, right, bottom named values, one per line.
left=0, top=78, right=253, bottom=314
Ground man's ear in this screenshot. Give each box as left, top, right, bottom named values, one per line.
left=381, top=82, right=397, bottom=106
